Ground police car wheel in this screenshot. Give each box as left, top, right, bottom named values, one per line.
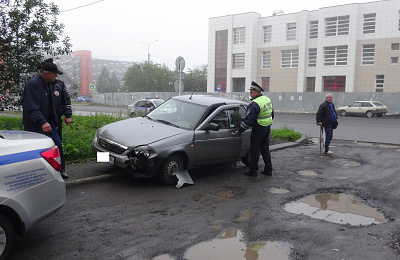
left=130, top=112, right=136, bottom=118
left=158, top=155, right=183, bottom=185
left=0, top=214, right=15, bottom=259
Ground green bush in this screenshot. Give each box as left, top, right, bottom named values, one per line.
left=271, top=125, right=302, bottom=142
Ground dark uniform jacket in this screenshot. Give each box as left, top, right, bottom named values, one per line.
left=22, top=74, right=58, bottom=132
left=316, top=100, right=337, bottom=128
left=51, top=79, right=72, bottom=121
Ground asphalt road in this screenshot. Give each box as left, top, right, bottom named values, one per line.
left=8, top=139, right=400, bottom=260
left=72, top=104, right=400, bottom=144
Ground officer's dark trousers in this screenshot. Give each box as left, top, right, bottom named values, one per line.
left=249, top=125, right=272, bottom=174
left=57, top=120, right=66, bottom=172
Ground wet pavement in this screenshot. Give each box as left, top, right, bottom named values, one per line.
left=59, top=137, right=400, bottom=259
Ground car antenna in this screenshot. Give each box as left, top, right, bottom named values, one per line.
left=189, top=91, right=195, bottom=99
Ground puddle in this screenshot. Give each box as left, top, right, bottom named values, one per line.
left=284, top=193, right=387, bottom=226
left=153, top=255, right=174, bottom=260
left=334, top=176, right=348, bottom=180
left=168, top=208, right=182, bottom=215
left=342, top=161, right=361, bottom=167
left=315, top=178, right=325, bottom=182
left=234, top=209, right=255, bottom=222
left=182, top=229, right=293, bottom=260
left=269, top=188, right=290, bottom=194
left=217, top=190, right=235, bottom=199
left=298, top=170, right=317, bottom=176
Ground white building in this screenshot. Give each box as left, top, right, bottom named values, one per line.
left=207, top=0, right=400, bottom=93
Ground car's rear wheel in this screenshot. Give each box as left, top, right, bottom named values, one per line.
left=366, top=111, right=373, bottom=118
left=158, top=155, right=183, bottom=185
left=0, top=214, right=15, bottom=260
left=241, top=152, right=251, bottom=167
left=130, top=112, right=136, bottom=118
left=340, top=110, right=347, bottom=116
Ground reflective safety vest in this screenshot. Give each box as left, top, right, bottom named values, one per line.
left=252, top=96, right=273, bottom=126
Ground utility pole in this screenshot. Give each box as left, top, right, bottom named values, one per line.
left=140, top=40, right=158, bottom=63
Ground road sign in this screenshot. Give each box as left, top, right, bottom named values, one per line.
left=174, top=80, right=184, bottom=92
left=174, top=71, right=185, bottom=79
left=175, top=56, right=185, bottom=71
left=89, top=84, right=95, bottom=90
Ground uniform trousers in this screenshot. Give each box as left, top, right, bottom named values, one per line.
left=249, top=125, right=272, bottom=174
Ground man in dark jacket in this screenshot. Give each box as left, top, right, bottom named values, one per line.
left=316, top=93, right=338, bottom=154
left=23, top=59, right=68, bottom=179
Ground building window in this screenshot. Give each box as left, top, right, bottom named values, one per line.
left=306, top=77, right=315, bottom=92
left=392, top=43, right=400, bottom=50
left=233, top=53, right=245, bottom=69
left=281, top=49, right=299, bottom=68
left=363, top=13, right=376, bottom=34
left=325, top=15, right=350, bottom=36
left=390, top=57, right=399, bottom=64
left=215, top=30, right=228, bottom=92
left=324, top=46, right=348, bottom=66
left=261, top=77, right=270, bottom=92
left=376, top=75, right=384, bottom=92
left=323, top=76, right=346, bottom=92
left=262, top=51, right=271, bottom=69
left=362, top=44, right=375, bottom=65
left=286, top=23, right=296, bottom=41
left=233, top=27, right=246, bottom=44
left=263, top=25, right=272, bottom=43
left=309, top=20, right=318, bottom=39
left=308, top=48, right=317, bottom=67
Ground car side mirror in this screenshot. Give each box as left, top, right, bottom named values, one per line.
left=204, top=122, right=220, bottom=131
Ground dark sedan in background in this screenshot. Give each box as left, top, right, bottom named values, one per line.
left=92, top=95, right=251, bottom=184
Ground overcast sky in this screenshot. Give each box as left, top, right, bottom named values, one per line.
left=46, top=0, right=376, bottom=70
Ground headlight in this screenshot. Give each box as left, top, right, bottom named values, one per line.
left=134, top=146, right=157, bottom=159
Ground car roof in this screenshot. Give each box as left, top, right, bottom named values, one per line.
left=172, top=95, right=248, bottom=106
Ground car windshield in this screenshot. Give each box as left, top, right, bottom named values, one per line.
left=147, top=99, right=207, bottom=130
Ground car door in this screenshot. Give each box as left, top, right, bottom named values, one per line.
left=135, top=100, right=147, bottom=115
left=347, top=102, right=362, bottom=115
left=193, top=105, right=241, bottom=165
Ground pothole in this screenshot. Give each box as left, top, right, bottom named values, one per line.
left=269, top=188, right=290, bottom=194
left=234, top=209, right=255, bottom=222
left=183, top=229, right=293, bottom=260
left=298, top=170, right=318, bottom=176
left=342, top=161, right=361, bottom=167
left=315, top=178, right=325, bottom=182
left=283, top=193, right=387, bottom=226
left=216, top=190, right=235, bottom=199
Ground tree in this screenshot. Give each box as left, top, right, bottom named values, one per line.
left=183, top=65, right=207, bottom=92
left=0, top=0, right=71, bottom=100
left=96, top=67, right=120, bottom=93
left=122, top=61, right=174, bottom=92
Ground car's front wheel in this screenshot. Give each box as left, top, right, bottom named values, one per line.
left=130, top=112, right=136, bottom=118
left=340, top=110, right=347, bottom=116
left=0, top=214, right=15, bottom=260
left=366, top=111, right=374, bottom=118
left=158, top=155, right=183, bottom=185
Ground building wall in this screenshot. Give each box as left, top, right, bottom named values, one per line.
left=207, top=0, right=400, bottom=93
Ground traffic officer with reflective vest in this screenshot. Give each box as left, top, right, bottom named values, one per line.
left=234, top=81, right=274, bottom=177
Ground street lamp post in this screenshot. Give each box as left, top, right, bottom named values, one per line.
left=140, top=40, right=158, bottom=63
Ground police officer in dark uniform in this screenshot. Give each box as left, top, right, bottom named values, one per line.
left=234, top=81, right=274, bottom=177
left=23, top=59, right=67, bottom=179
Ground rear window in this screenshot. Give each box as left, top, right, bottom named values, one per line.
left=371, top=102, right=384, bottom=107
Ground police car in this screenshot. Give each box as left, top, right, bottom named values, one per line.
left=127, top=98, right=164, bottom=117
left=0, top=130, right=66, bottom=258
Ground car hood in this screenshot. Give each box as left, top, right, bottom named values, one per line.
left=97, top=117, right=188, bottom=147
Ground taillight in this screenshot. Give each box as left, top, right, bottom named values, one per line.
left=41, top=146, right=61, bottom=171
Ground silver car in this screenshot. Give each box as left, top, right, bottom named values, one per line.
left=0, top=130, right=66, bottom=258
left=92, top=95, right=251, bottom=184
left=337, top=101, right=388, bottom=117
left=127, top=98, right=165, bottom=117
